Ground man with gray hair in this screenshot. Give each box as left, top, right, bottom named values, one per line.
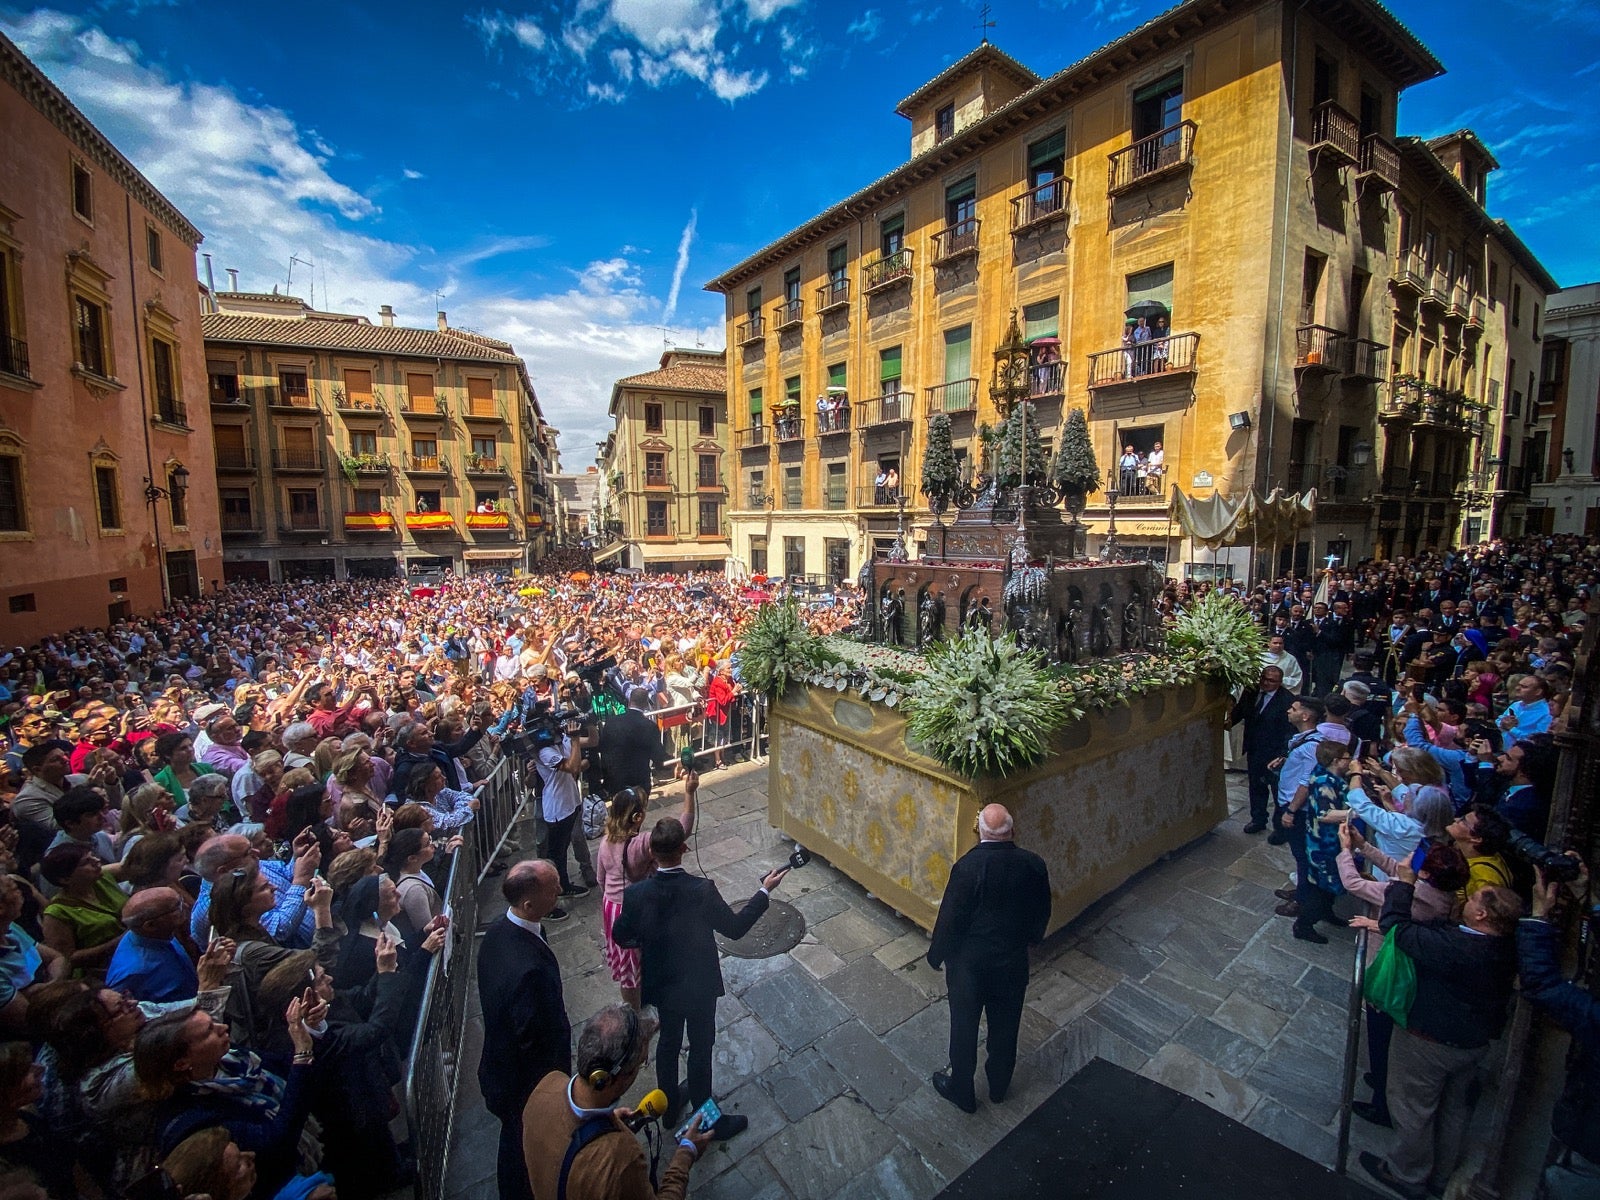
left=927, top=802, right=1052, bottom=1113
left=280, top=721, right=319, bottom=770
left=522, top=1003, right=714, bottom=1199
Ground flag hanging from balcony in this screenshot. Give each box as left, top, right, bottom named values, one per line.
left=344, top=512, right=395, bottom=531
left=466, top=512, right=510, bottom=530
left=405, top=511, right=454, bottom=531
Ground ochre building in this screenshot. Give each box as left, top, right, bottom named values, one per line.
left=202, top=293, right=558, bottom=581
left=705, top=1, right=1556, bottom=582
left=1, top=30, right=222, bottom=643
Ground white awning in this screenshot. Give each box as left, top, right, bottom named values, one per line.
left=591, top=541, right=629, bottom=565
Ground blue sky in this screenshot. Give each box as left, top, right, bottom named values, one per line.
left=3, top=0, right=1595, bottom=461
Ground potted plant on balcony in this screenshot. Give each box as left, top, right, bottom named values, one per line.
left=921, top=413, right=957, bottom=518
left=1052, top=407, right=1101, bottom=530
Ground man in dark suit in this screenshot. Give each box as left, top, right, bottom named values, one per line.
left=612, top=818, right=790, bottom=1137
left=599, top=686, right=671, bottom=796
left=927, top=804, right=1053, bottom=1113
left=477, top=860, right=571, bottom=1200
left=1229, top=665, right=1294, bottom=834
left=1310, top=600, right=1356, bottom=696
left=1283, top=605, right=1316, bottom=695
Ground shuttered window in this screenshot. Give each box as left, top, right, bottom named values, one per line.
left=344, top=369, right=373, bottom=403
left=879, top=346, right=902, bottom=384
left=944, top=326, right=972, bottom=382
left=1024, top=299, right=1060, bottom=341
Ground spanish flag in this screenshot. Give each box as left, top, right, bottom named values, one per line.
left=344, top=512, right=395, bottom=531
left=405, top=511, right=454, bottom=531
left=466, top=512, right=510, bottom=530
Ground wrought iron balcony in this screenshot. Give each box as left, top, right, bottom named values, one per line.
left=772, top=410, right=806, bottom=442
left=1011, top=178, right=1070, bottom=231
left=816, top=405, right=851, bottom=435
left=405, top=454, right=449, bottom=475
left=736, top=314, right=766, bottom=345
left=1345, top=339, right=1388, bottom=382
left=1446, top=285, right=1469, bottom=323
left=1107, top=121, right=1196, bottom=195
left=400, top=395, right=448, bottom=419
left=857, top=484, right=904, bottom=508
left=277, top=515, right=329, bottom=535
left=331, top=387, right=384, bottom=414
left=859, top=390, right=912, bottom=426
left=862, top=249, right=913, bottom=293
left=775, top=299, right=804, bottom=330
left=219, top=512, right=261, bottom=534
left=271, top=448, right=323, bottom=472
left=214, top=447, right=255, bottom=472
left=1308, top=101, right=1359, bottom=165
left=1028, top=360, right=1064, bottom=399
left=925, top=378, right=977, bottom=415
left=931, top=218, right=979, bottom=265
left=1392, top=250, right=1429, bottom=297
left=1357, top=133, right=1400, bottom=192
left=0, top=335, right=32, bottom=380
left=816, top=277, right=850, bottom=313
left=1421, top=270, right=1449, bottom=311
left=462, top=402, right=504, bottom=423
left=643, top=469, right=671, bottom=488
left=1087, top=332, right=1199, bottom=388
left=463, top=454, right=505, bottom=474
left=1295, top=325, right=1345, bottom=374
left=1467, top=298, right=1487, bottom=334
left=153, top=398, right=189, bottom=428
left=736, top=424, right=769, bottom=449
left=262, top=385, right=316, bottom=410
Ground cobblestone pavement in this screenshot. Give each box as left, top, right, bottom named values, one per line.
left=444, top=761, right=1403, bottom=1200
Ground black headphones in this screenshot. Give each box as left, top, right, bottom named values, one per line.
left=585, top=1005, right=640, bottom=1090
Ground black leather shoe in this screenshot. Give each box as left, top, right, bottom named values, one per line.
left=710, top=1113, right=748, bottom=1140
left=1351, top=1100, right=1392, bottom=1128
left=1275, top=901, right=1301, bottom=918
left=1242, top=821, right=1267, bottom=835
left=1359, top=1152, right=1427, bottom=1199
left=1293, top=925, right=1329, bottom=944
left=1275, top=886, right=1298, bottom=901
left=931, top=1070, right=977, bottom=1114
left=988, top=1084, right=1008, bottom=1103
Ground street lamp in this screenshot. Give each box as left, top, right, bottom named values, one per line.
left=143, top=463, right=189, bottom=506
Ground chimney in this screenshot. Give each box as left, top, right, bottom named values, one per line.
left=379, top=304, right=395, bottom=327
left=226, top=268, right=239, bottom=291
left=436, top=310, right=448, bottom=331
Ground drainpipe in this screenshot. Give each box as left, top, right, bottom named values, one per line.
left=126, top=194, right=168, bottom=608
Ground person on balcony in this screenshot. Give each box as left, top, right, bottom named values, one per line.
left=1150, top=315, right=1171, bottom=371
left=885, top=466, right=900, bottom=502
left=874, top=466, right=889, bottom=505
left=1131, top=316, right=1152, bottom=374
left=1144, top=442, right=1165, bottom=495
left=1121, top=321, right=1137, bottom=378
left=1118, top=446, right=1141, bottom=496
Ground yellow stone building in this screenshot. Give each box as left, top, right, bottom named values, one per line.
left=596, top=348, right=729, bottom=572
left=202, top=293, right=558, bottom=580
left=706, top=3, right=1555, bottom=581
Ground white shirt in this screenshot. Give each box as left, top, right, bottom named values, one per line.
left=537, top=738, right=581, bottom=823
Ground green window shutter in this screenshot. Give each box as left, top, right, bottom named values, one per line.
left=785, top=376, right=801, bottom=404
left=1023, top=299, right=1060, bottom=341
left=749, top=387, right=762, bottom=414
left=827, top=362, right=847, bottom=390
left=1126, top=264, right=1175, bottom=313
left=881, top=214, right=904, bottom=237
left=945, top=175, right=977, bottom=204
left=944, top=325, right=972, bottom=381
left=827, top=244, right=848, bottom=274
left=1028, top=131, right=1065, bottom=170
left=879, top=345, right=902, bottom=382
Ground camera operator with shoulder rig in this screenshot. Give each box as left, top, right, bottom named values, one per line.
left=1517, top=852, right=1599, bottom=1198
left=534, top=703, right=599, bottom=900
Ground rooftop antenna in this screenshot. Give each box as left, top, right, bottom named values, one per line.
left=975, top=2, right=995, bottom=44
left=288, top=255, right=314, bottom=307
left=659, top=325, right=672, bottom=349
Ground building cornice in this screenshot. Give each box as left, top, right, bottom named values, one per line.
left=1, top=30, right=203, bottom=247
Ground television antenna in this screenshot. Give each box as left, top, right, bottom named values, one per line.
left=288, top=255, right=314, bottom=307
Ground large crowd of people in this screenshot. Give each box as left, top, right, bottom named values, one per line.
left=0, top=532, right=1592, bottom=1198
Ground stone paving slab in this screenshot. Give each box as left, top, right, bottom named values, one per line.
left=442, top=758, right=1483, bottom=1199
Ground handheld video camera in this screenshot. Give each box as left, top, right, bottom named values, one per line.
left=1505, top=829, right=1584, bottom=884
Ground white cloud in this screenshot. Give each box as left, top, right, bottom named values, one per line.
left=402, top=167, right=425, bottom=180
left=845, top=9, right=880, bottom=40
left=470, top=9, right=548, bottom=51
left=1, top=10, right=723, bottom=458
left=663, top=209, right=697, bottom=321
left=608, top=46, right=634, bottom=81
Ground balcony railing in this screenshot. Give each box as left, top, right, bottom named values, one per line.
left=1357, top=133, right=1400, bottom=191
left=737, top=424, right=769, bottom=449
left=816, top=405, right=851, bottom=435
left=858, top=484, right=904, bottom=508
left=736, top=314, right=766, bottom=345
left=464, top=455, right=504, bottom=474
left=1345, top=339, right=1388, bottom=382
left=772, top=409, right=806, bottom=442
left=1107, top=120, right=1196, bottom=195
left=1467, top=298, right=1487, bottom=332
left=0, top=335, right=31, bottom=379
left=1392, top=250, right=1429, bottom=296
left=278, top=515, right=328, bottom=534
left=931, top=218, right=979, bottom=264
left=219, top=512, right=260, bottom=533
left=1289, top=461, right=1371, bottom=500
left=462, top=403, right=504, bottom=423
left=643, top=471, right=670, bottom=488
left=862, top=249, right=913, bottom=293
left=271, top=448, right=323, bottom=472
left=405, top=454, right=449, bottom=474
left=1295, top=325, right=1344, bottom=373
left=817, top=277, right=850, bottom=312
left=1087, top=331, right=1199, bottom=388
left=775, top=299, right=804, bottom=330
left=400, top=395, right=447, bottom=419
left=1422, top=270, right=1449, bottom=310
left=1028, top=360, right=1065, bottom=399
left=153, top=400, right=190, bottom=428
left=859, top=390, right=912, bottom=426
left=331, top=388, right=383, bottom=413
left=339, top=452, right=392, bottom=475
left=263, top=385, right=315, bottom=410
left=926, top=378, right=978, bottom=415
left=1446, top=286, right=1469, bottom=322
left=1308, top=100, right=1359, bottom=165
left=214, top=447, right=255, bottom=471
left=1011, top=178, right=1070, bottom=231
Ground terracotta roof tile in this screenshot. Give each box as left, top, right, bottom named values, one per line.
left=614, top=362, right=726, bottom=392
left=200, top=313, right=524, bottom=363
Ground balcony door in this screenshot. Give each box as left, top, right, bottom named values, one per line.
left=1133, top=71, right=1183, bottom=141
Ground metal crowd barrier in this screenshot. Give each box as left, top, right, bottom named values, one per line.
left=650, top=693, right=768, bottom=767
left=402, top=752, right=523, bottom=1199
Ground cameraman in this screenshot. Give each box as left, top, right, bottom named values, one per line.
left=538, top=710, right=598, bottom=898
left=1517, top=855, right=1598, bottom=1198
left=522, top=1004, right=714, bottom=1200
left=600, top=689, right=671, bottom=798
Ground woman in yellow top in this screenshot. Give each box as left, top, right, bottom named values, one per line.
left=39, top=843, right=127, bottom=979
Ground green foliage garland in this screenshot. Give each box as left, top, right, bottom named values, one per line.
left=735, top=601, right=821, bottom=698
left=902, top=626, right=1072, bottom=777
left=1164, top=590, right=1266, bottom=692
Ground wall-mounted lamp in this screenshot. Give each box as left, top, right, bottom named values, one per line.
left=1563, top=447, right=1576, bottom=474
left=1228, top=411, right=1252, bottom=431
left=143, top=463, right=190, bottom=505
left=1352, top=440, right=1372, bottom=467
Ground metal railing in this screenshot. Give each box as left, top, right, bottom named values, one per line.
left=1011, top=178, right=1070, bottom=229
left=1087, top=331, right=1199, bottom=387
left=215, top=447, right=254, bottom=471
left=1357, top=133, right=1400, bottom=190
left=401, top=395, right=448, bottom=418
left=406, top=454, right=448, bottom=474
left=860, top=390, right=912, bottom=425
left=1107, top=120, right=1196, bottom=194
left=1296, top=324, right=1345, bottom=371
left=772, top=410, right=805, bottom=441
left=219, top=512, right=260, bottom=533
left=1346, top=339, right=1388, bottom=382
left=1309, top=100, right=1359, bottom=162
left=737, top=425, right=769, bottom=449
left=462, top=403, right=504, bottom=422
left=775, top=298, right=804, bottom=329
left=858, top=484, right=903, bottom=507
left=0, top=334, right=31, bottom=379
left=862, top=249, right=913, bottom=292
left=816, top=405, right=851, bottom=434
left=932, top=217, right=979, bottom=263
left=271, top=447, right=323, bottom=471
left=154, top=400, right=189, bottom=427
left=464, top=456, right=504, bottom=474
left=1028, top=360, right=1065, bottom=398
left=1393, top=250, right=1429, bottom=295
left=817, top=277, right=850, bottom=311
left=736, top=314, right=766, bottom=344
left=926, top=378, right=977, bottom=415
left=262, top=385, right=316, bottom=409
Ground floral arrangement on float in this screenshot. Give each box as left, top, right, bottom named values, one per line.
left=739, top=588, right=1264, bottom=778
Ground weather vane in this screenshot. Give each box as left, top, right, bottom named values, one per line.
left=975, top=2, right=996, bottom=43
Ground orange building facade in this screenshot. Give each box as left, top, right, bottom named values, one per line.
left=0, top=32, right=221, bottom=645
